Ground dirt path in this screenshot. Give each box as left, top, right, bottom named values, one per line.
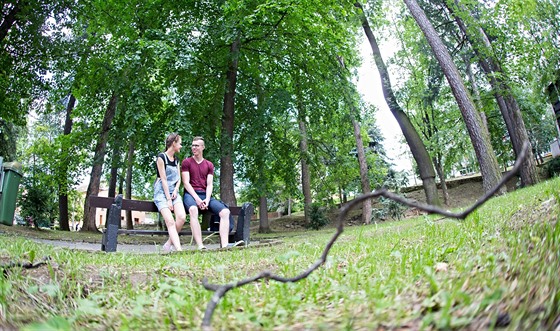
left=403, top=175, right=519, bottom=209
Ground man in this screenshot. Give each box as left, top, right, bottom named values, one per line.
left=181, top=136, right=241, bottom=249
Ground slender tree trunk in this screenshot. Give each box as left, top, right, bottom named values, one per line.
left=465, top=57, right=491, bottom=139
left=298, top=118, right=312, bottom=226
left=108, top=145, right=120, bottom=198
left=403, top=0, right=504, bottom=194
left=220, top=37, right=240, bottom=206
left=125, top=140, right=135, bottom=230
left=118, top=169, right=124, bottom=195
left=258, top=195, right=271, bottom=233
left=82, top=93, right=119, bottom=231
left=338, top=56, right=373, bottom=223
left=450, top=3, right=538, bottom=187
left=58, top=94, right=75, bottom=231
left=295, top=81, right=312, bottom=225
left=355, top=2, right=441, bottom=206
left=433, top=154, right=449, bottom=205
left=351, top=118, right=372, bottom=223
left=254, top=78, right=271, bottom=233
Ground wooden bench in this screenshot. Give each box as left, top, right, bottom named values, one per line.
left=88, top=194, right=254, bottom=252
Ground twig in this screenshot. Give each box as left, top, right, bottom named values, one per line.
left=1, top=256, right=52, bottom=276
left=200, top=143, right=529, bottom=330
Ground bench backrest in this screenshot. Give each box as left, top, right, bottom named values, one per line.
left=88, top=195, right=243, bottom=215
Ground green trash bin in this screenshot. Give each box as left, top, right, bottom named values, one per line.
left=0, top=161, right=23, bottom=226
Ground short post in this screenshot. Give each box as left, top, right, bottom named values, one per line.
left=235, top=202, right=253, bottom=245
left=101, top=195, right=122, bottom=252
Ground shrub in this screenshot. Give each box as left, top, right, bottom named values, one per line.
left=545, top=157, right=560, bottom=178
left=19, top=185, right=56, bottom=228
left=371, top=197, right=407, bottom=222
left=306, top=203, right=330, bottom=230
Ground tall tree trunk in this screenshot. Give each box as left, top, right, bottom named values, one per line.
left=403, top=0, right=504, bottom=194
left=118, top=169, right=124, bottom=195
left=450, top=3, right=538, bottom=187
left=338, top=56, right=373, bottom=223
left=351, top=117, right=372, bottom=223
left=254, top=78, right=271, bottom=233
left=125, top=139, right=135, bottom=230
left=298, top=118, right=312, bottom=226
left=295, top=81, right=312, bottom=225
left=355, top=2, right=441, bottom=206
left=0, top=0, right=22, bottom=43
left=58, top=93, right=75, bottom=231
left=108, top=143, right=120, bottom=198
left=465, top=57, right=491, bottom=139
left=82, top=93, right=119, bottom=231
left=258, top=195, right=271, bottom=233
left=433, top=154, right=449, bottom=205
left=220, top=37, right=240, bottom=206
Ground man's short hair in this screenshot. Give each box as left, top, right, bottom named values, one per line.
left=193, top=136, right=204, bottom=146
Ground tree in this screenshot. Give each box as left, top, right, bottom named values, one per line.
left=403, top=0, right=504, bottom=194
left=447, top=0, right=538, bottom=186
left=355, top=2, right=441, bottom=205
left=82, top=93, right=119, bottom=232
left=337, top=56, right=373, bottom=223
left=57, top=94, right=75, bottom=231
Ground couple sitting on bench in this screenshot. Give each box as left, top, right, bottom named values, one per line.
left=154, top=133, right=243, bottom=252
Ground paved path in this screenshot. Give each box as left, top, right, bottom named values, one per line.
left=31, top=238, right=262, bottom=254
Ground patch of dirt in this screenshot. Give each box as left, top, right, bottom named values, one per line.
left=404, top=175, right=519, bottom=207
left=0, top=174, right=523, bottom=239
left=263, top=175, right=520, bottom=232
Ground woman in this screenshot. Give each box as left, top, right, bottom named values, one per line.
left=154, top=133, right=186, bottom=252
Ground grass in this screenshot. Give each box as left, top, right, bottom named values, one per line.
left=0, top=178, right=559, bottom=330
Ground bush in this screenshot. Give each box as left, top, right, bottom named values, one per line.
left=371, top=197, right=407, bottom=222
left=19, top=185, right=57, bottom=228
left=545, top=157, right=560, bottom=178
left=306, top=203, right=330, bottom=230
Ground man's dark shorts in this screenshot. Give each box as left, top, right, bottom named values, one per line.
left=183, top=191, right=229, bottom=214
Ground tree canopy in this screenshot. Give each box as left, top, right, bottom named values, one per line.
left=1, top=0, right=557, bottom=229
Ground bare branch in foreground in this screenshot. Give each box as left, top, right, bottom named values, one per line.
left=200, top=143, right=529, bottom=330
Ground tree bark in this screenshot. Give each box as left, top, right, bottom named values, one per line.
left=465, top=57, right=491, bottom=139
left=403, top=0, right=504, bottom=194
left=258, top=195, right=271, bottom=233
left=108, top=141, right=122, bottom=198
left=433, top=154, right=449, bottom=205
left=125, top=139, right=135, bottom=230
left=58, top=93, right=75, bottom=231
left=298, top=118, right=312, bottom=226
left=338, top=55, right=373, bottom=223
left=220, top=37, right=240, bottom=206
left=351, top=117, right=373, bottom=223
left=355, top=2, right=441, bottom=206
left=450, top=5, right=538, bottom=186
left=82, top=93, right=119, bottom=231
left=295, top=80, right=312, bottom=225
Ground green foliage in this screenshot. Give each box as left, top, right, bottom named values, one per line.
left=18, top=184, right=57, bottom=228
left=372, top=169, right=409, bottom=222
left=305, top=203, right=330, bottom=230
left=545, top=157, right=560, bottom=178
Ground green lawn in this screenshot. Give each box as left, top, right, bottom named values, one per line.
left=1, top=178, right=559, bottom=330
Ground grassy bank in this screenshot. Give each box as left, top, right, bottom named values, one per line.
left=1, top=178, right=559, bottom=330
